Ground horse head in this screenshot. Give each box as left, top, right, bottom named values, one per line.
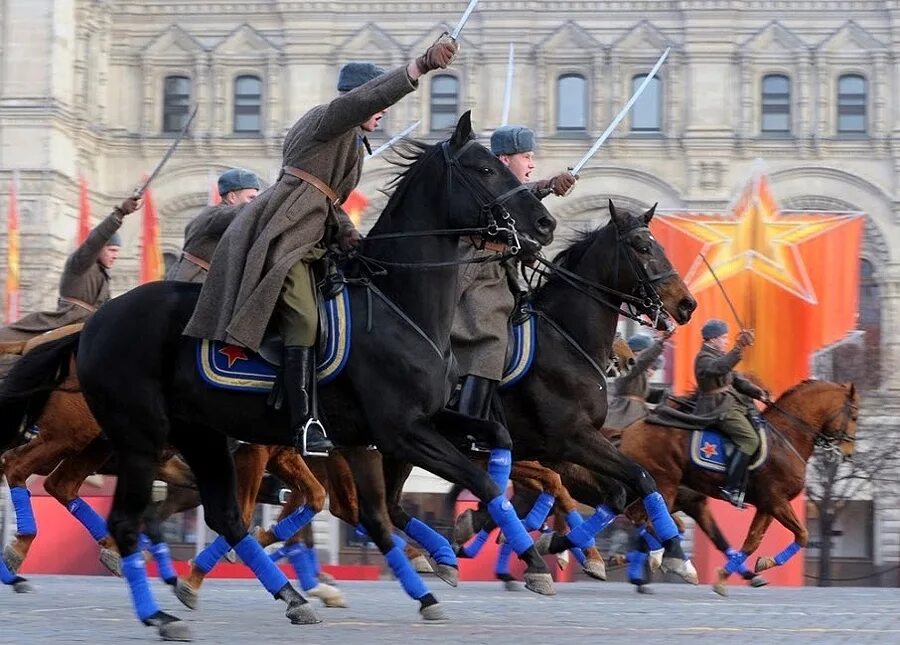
left=608, top=201, right=697, bottom=328
left=770, top=380, right=860, bottom=461
left=443, top=112, right=556, bottom=255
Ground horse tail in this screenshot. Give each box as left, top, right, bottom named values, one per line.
left=0, top=332, right=81, bottom=449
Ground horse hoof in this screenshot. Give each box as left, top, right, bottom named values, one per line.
left=410, top=554, right=435, bottom=575
left=308, top=583, right=347, bottom=608
left=159, top=620, right=192, bottom=642
left=524, top=572, right=556, bottom=596
left=173, top=579, right=199, bottom=610
left=556, top=550, right=570, bottom=571
left=420, top=602, right=449, bottom=621
left=749, top=575, right=768, bottom=588
left=532, top=532, right=553, bottom=556
left=317, top=571, right=337, bottom=585
left=635, top=584, right=654, bottom=595
left=99, top=548, right=122, bottom=577
left=712, top=582, right=728, bottom=597
left=754, top=556, right=775, bottom=573
left=582, top=558, right=607, bottom=581
left=452, top=509, right=475, bottom=545
left=503, top=579, right=525, bottom=592
left=286, top=600, right=322, bottom=624
left=12, top=578, right=34, bottom=593
left=3, top=544, right=24, bottom=575
left=663, top=557, right=699, bottom=585
left=648, top=549, right=664, bottom=571
left=434, top=563, right=459, bottom=588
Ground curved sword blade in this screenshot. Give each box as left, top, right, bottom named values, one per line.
left=369, top=121, right=421, bottom=159
left=451, top=0, right=480, bottom=40
left=571, top=47, right=670, bottom=175
left=500, top=43, right=515, bottom=127
left=135, top=103, right=199, bottom=197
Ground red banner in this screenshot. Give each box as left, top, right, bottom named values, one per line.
left=78, top=176, right=91, bottom=244
left=5, top=171, right=20, bottom=323
left=140, top=186, right=163, bottom=283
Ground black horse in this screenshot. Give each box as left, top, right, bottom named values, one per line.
left=68, top=113, right=556, bottom=640
left=382, top=203, right=699, bottom=583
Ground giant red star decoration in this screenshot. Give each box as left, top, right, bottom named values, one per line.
left=218, top=344, right=249, bottom=368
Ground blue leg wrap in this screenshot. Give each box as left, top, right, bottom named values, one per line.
left=462, top=529, right=490, bottom=558
left=305, top=546, right=322, bottom=576
left=194, top=535, right=230, bottom=573
left=0, top=556, right=17, bottom=585
left=566, top=506, right=616, bottom=549
left=487, top=448, right=512, bottom=493
left=404, top=518, right=457, bottom=566
left=487, top=495, right=533, bottom=555
left=10, top=487, right=36, bottom=536
left=495, top=542, right=514, bottom=576
left=627, top=549, right=649, bottom=582
left=384, top=545, right=429, bottom=600
left=67, top=497, right=109, bottom=542
left=639, top=526, right=662, bottom=551
left=271, top=505, right=316, bottom=542
left=286, top=544, right=318, bottom=591
left=123, top=552, right=161, bottom=621
left=723, top=549, right=749, bottom=575
left=269, top=545, right=288, bottom=563
left=523, top=492, right=555, bottom=531
left=773, top=542, right=802, bottom=566
left=571, top=547, right=587, bottom=567
left=234, top=534, right=289, bottom=596
left=150, top=542, right=178, bottom=582
left=565, top=510, right=596, bottom=548
left=138, top=533, right=152, bottom=551
left=642, top=492, right=678, bottom=542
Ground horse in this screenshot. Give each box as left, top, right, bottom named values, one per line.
left=619, top=379, right=859, bottom=594
left=392, top=204, right=700, bottom=586
left=66, top=112, right=556, bottom=641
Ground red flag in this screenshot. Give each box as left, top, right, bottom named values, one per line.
left=341, top=189, right=369, bottom=227
left=5, top=171, right=20, bottom=323
left=140, top=185, right=163, bottom=283
left=208, top=169, right=221, bottom=206
left=78, top=175, right=91, bottom=244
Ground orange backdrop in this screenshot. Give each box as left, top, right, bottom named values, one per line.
left=650, top=170, right=863, bottom=585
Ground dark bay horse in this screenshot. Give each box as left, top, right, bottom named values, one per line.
left=619, top=379, right=859, bottom=594
left=69, top=113, right=555, bottom=641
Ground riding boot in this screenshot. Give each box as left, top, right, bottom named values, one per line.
left=720, top=450, right=752, bottom=508
left=459, top=375, right=498, bottom=452
left=283, top=345, right=333, bottom=457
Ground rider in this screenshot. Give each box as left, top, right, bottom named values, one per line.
left=605, top=329, right=672, bottom=443
left=0, top=196, right=142, bottom=353
left=453, top=124, right=575, bottom=489
left=694, top=319, right=771, bottom=507
left=183, top=39, right=458, bottom=456
left=167, top=168, right=260, bottom=283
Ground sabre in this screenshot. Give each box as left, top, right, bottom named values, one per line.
left=500, top=43, right=515, bottom=126
left=450, top=0, right=480, bottom=40
left=134, top=103, right=198, bottom=197
left=699, top=253, right=747, bottom=331
left=571, top=47, right=670, bottom=176
left=368, top=121, right=421, bottom=159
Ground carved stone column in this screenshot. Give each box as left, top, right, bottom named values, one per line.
left=739, top=54, right=753, bottom=138
left=535, top=50, right=547, bottom=138
left=873, top=52, right=888, bottom=138
left=265, top=54, right=280, bottom=139
left=816, top=56, right=830, bottom=136
left=797, top=51, right=812, bottom=139
left=880, top=263, right=900, bottom=391
left=193, top=53, right=210, bottom=137
left=140, top=59, right=155, bottom=133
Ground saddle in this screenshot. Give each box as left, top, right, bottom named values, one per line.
left=0, top=323, right=84, bottom=357
left=646, top=405, right=723, bottom=431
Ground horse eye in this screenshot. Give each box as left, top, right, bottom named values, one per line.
left=481, top=167, right=494, bottom=175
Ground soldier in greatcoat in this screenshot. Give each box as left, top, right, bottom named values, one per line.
left=183, top=38, right=458, bottom=456
left=166, top=169, right=260, bottom=284
left=694, top=319, right=772, bottom=507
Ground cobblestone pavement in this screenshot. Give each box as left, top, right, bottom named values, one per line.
left=0, top=576, right=898, bottom=644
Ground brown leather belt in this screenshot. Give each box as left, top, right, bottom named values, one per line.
left=466, top=236, right=508, bottom=253
left=282, top=166, right=339, bottom=204
left=182, top=251, right=210, bottom=271
left=59, top=296, right=96, bottom=313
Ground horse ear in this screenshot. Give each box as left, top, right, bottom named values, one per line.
left=644, top=203, right=658, bottom=225
left=608, top=199, right=620, bottom=226
left=451, top=111, right=474, bottom=149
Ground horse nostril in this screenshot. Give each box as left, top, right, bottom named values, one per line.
left=537, top=216, right=556, bottom=234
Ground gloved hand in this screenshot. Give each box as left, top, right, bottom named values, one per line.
left=735, top=329, right=755, bottom=349
left=416, top=35, right=459, bottom=74
left=549, top=172, right=578, bottom=196
left=339, top=228, right=362, bottom=251
left=118, top=196, right=143, bottom=215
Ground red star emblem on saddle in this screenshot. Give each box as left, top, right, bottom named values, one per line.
left=218, top=344, right=249, bottom=368
left=700, top=441, right=718, bottom=459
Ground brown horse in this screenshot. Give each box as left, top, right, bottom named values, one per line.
left=619, top=379, right=859, bottom=594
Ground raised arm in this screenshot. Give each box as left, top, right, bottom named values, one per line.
left=66, top=197, right=140, bottom=274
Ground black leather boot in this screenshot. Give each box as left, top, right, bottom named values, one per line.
left=283, top=346, right=333, bottom=457
left=459, top=375, right=498, bottom=452
left=720, top=450, right=751, bottom=508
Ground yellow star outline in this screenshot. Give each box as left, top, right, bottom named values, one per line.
left=660, top=176, right=859, bottom=305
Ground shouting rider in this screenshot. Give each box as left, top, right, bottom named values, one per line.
left=167, top=169, right=260, bottom=283
left=183, top=38, right=458, bottom=456
left=451, top=124, right=573, bottom=490
left=694, top=319, right=772, bottom=507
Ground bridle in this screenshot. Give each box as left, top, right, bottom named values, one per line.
left=765, top=387, right=858, bottom=462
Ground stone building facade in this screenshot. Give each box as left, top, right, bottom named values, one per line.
left=1, top=0, right=899, bottom=576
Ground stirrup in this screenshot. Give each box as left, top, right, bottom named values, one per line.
left=720, top=487, right=745, bottom=509
left=298, top=418, right=332, bottom=457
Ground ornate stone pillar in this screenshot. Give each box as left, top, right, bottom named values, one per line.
left=873, top=52, right=888, bottom=138
left=535, top=51, right=547, bottom=138
left=739, top=54, right=753, bottom=138
left=193, top=53, right=210, bottom=138
left=265, top=54, right=280, bottom=139
left=881, top=263, right=900, bottom=391
left=797, top=51, right=812, bottom=139
left=140, top=59, right=155, bottom=133
left=816, top=56, right=830, bottom=136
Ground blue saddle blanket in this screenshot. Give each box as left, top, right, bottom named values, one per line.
left=196, top=288, right=351, bottom=392
left=499, top=314, right=536, bottom=390
left=689, top=428, right=768, bottom=473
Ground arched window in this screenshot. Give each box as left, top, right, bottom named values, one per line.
left=858, top=258, right=881, bottom=389
left=761, top=74, right=790, bottom=134
left=631, top=74, right=661, bottom=133
left=557, top=74, right=586, bottom=131
left=837, top=74, right=867, bottom=134
left=430, top=75, right=459, bottom=131
left=234, top=75, right=262, bottom=134
left=163, top=75, right=191, bottom=133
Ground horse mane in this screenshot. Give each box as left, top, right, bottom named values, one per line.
left=380, top=138, right=433, bottom=192
left=551, top=225, right=612, bottom=271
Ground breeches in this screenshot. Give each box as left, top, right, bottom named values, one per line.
left=276, top=260, right=318, bottom=347
left=715, top=405, right=760, bottom=456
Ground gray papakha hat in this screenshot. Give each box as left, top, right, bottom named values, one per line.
left=490, top=125, right=536, bottom=156
left=218, top=168, right=261, bottom=197
left=105, top=232, right=122, bottom=247
left=337, top=62, right=385, bottom=92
